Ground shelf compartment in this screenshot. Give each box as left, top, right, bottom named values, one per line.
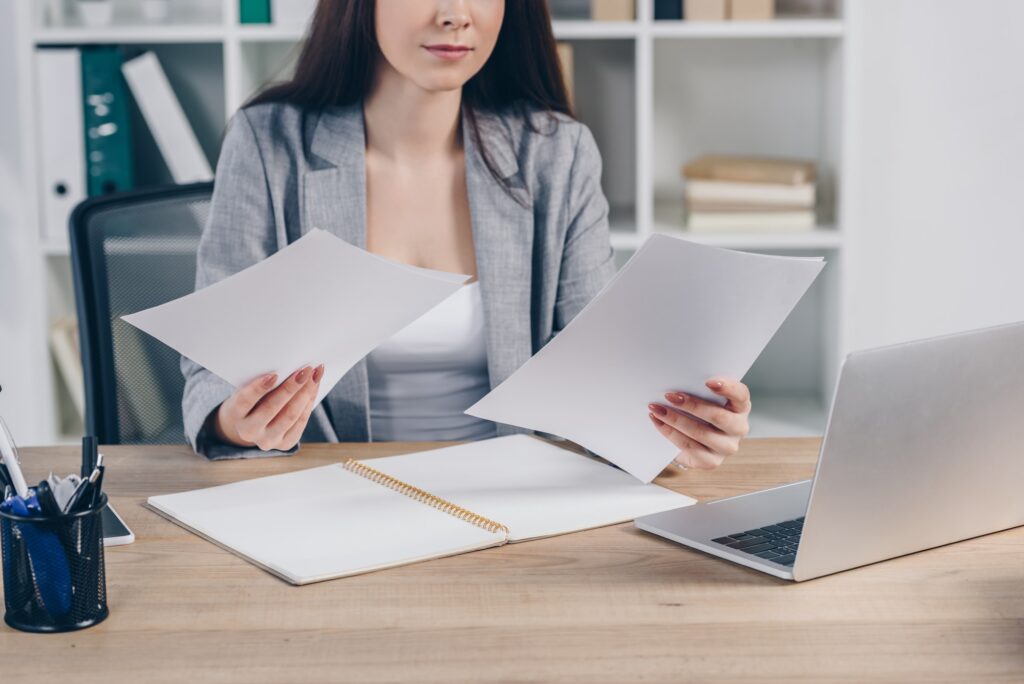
left=121, top=43, right=226, bottom=187
left=562, top=38, right=637, bottom=238
left=33, top=0, right=224, bottom=44
left=651, top=38, right=845, bottom=231
left=32, top=42, right=222, bottom=256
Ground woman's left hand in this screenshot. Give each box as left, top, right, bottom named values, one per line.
left=648, top=377, right=752, bottom=470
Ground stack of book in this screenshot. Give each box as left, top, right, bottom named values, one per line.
left=655, top=0, right=776, bottom=21
left=591, top=0, right=635, bottom=20
left=682, top=155, right=817, bottom=233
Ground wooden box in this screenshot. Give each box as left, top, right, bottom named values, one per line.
left=686, top=0, right=729, bottom=21
left=730, top=0, right=775, bottom=20
left=591, top=0, right=636, bottom=21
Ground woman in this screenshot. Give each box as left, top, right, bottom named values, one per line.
left=181, top=0, right=752, bottom=472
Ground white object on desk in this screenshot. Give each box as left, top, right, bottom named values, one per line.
left=122, top=229, right=469, bottom=405
left=366, top=434, right=694, bottom=542
left=147, top=435, right=694, bottom=584
left=466, top=233, right=825, bottom=483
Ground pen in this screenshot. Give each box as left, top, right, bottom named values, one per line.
left=64, top=468, right=100, bottom=514
left=81, top=435, right=97, bottom=480
left=89, top=465, right=105, bottom=509
left=0, top=417, right=29, bottom=498
left=35, top=480, right=63, bottom=517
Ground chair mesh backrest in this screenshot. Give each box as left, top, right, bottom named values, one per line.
left=72, top=184, right=211, bottom=444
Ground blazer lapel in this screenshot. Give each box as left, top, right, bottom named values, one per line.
left=462, top=107, right=535, bottom=437
left=300, top=102, right=535, bottom=440
left=303, top=104, right=367, bottom=248
left=302, top=104, right=370, bottom=440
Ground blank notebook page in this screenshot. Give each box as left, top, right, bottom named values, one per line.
left=365, top=435, right=695, bottom=542
left=147, top=464, right=506, bottom=584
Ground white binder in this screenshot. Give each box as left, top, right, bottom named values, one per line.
left=35, top=48, right=86, bottom=246
left=121, top=52, right=212, bottom=184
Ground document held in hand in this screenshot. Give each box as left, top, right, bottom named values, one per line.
left=466, top=234, right=826, bottom=483
left=122, top=228, right=469, bottom=404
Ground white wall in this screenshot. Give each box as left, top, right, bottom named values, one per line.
left=0, top=0, right=50, bottom=445
left=848, top=0, right=1024, bottom=351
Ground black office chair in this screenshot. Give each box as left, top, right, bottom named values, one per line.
left=70, top=182, right=213, bottom=445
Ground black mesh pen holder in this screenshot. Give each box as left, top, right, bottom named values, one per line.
left=0, top=493, right=109, bottom=633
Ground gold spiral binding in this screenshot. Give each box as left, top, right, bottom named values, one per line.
left=342, top=459, right=510, bottom=536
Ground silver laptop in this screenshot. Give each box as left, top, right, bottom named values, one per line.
left=635, top=320, right=1024, bottom=581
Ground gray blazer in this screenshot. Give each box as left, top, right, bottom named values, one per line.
left=181, top=100, right=616, bottom=459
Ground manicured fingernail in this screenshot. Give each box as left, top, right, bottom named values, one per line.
left=666, top=392, right=686, bottom=404
left=707, top=380, right=724, bottom=390
left=262, top=373, right=277, bottom=388
left=295, top=367, right=310, bottom=383
left=648, top=403, right=667, bottom=416
left=314, top=364, right=324, bottom=381
left=648, top=412, right=661, bottom=425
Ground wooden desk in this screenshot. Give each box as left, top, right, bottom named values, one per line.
left=1, top=439, right=1021, bottom=683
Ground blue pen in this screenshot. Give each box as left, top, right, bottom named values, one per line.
left=1, top=495, right=73, bottom=618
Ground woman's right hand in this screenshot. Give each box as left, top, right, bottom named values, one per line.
left=210, top=364, right=325, bottom=451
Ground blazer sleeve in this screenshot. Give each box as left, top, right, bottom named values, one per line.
left=553, top=122, right=617, bottom=333
left=180, top=109, right=298, bottom=460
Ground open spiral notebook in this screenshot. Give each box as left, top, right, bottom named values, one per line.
left=147, top=435, right=695, bottom=584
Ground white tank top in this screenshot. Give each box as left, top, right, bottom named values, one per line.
left=367, top=281, right=497, bottom=441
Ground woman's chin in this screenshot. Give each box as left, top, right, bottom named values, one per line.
left=417, top=76, right=472, bottom=94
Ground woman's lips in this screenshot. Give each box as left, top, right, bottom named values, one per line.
left=424, top=45, right=472, bottom=60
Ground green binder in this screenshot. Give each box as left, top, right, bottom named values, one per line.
left=81, top=46, right=134, bottom=196
left=240, top=0, right=271, bottom=24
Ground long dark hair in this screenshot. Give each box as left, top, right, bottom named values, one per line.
left=245, top=0, right=574, bottom=205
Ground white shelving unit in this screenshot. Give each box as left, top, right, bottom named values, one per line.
left=14, top=0, right=853, bottom=444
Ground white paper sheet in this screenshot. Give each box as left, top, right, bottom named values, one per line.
left=466, top=233, right=825, bottom=483
left=122, top=228, right=469, bottom=404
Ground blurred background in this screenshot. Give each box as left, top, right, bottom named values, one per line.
left=1, top=0, right=1023, bottom=447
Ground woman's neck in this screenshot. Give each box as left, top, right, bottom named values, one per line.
left=363, top=60, right=464, bottom=165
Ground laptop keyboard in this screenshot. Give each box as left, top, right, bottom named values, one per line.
left=710, top=517, right=804, bottom=567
